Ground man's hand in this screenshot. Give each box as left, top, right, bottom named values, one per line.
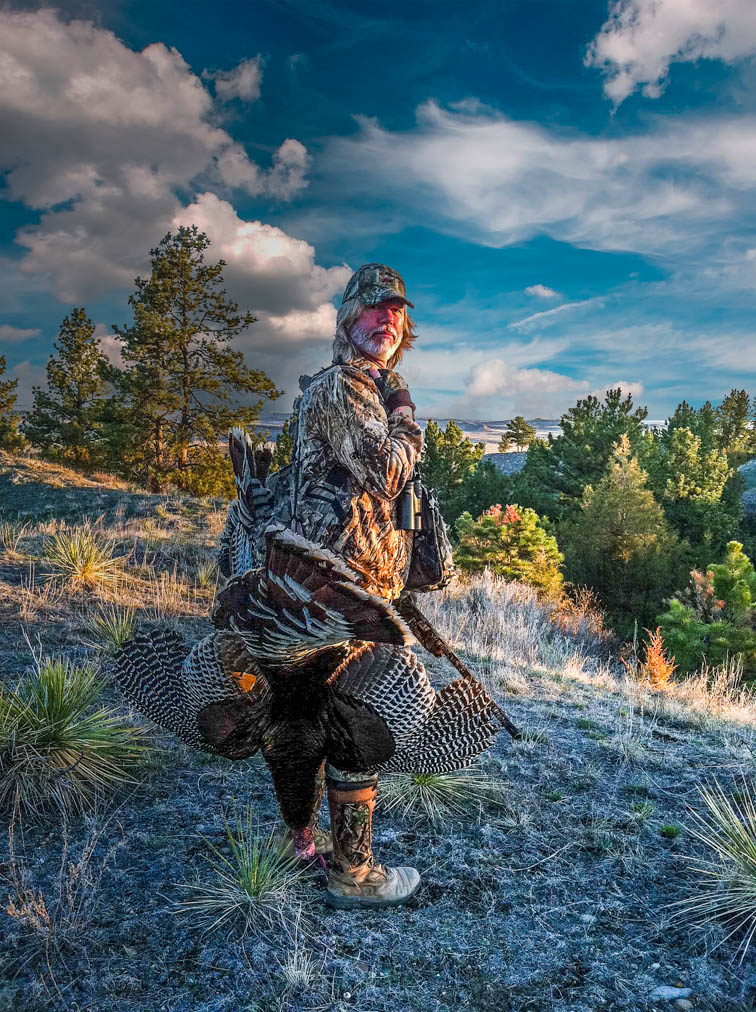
left=375, top=368, right=416, bottom=416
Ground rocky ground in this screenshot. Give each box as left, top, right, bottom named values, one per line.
left=1, top=453, right=756, bottom=1012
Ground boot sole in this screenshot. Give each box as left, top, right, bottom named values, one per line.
left=324, top=878, right=421, bottom=910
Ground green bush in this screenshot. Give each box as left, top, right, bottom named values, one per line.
left=657, top=542, right=756, bottom=677
left=710, top=541, right=756, bottom=623
left=454, top=503, right=563, bottom=598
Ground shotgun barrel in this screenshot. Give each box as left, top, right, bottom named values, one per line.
left=396, top=594, right=522, bottom=741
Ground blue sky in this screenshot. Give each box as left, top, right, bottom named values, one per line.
left=2, top=0, right=756, bottom=420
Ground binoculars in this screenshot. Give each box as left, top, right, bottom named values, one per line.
left=398, top=477, right=423, bottom=531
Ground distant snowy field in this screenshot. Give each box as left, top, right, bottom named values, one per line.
left=258, top=413, right=669, bottom=455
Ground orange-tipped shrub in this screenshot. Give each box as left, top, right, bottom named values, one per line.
left=622, top=626, right=677, bottom=689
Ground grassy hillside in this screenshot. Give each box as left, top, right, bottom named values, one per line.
left=1, top=453, right=755, bottom=1012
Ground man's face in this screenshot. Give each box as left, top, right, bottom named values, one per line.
left=349, top=297, right=406, bottom=367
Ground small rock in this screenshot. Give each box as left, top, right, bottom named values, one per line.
left=580, top=913, right=596, bottom=924
left=674, top=1001, right=693, bottom=1011
left=650, top=962, right=661, bottom=970
left=650, top=986, right=693, bottom=1000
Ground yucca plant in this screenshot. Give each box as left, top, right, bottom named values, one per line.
left=674, top=778, right=756, bottom=962
left=176, top=807, right=307, bottom=940
left=379, top=767, right=503, bottom=825
left=43, top=525, right=126, bottom=590
left=0, top=656, right=145, bottom=817
left=85, top=605, right=137, bottom=652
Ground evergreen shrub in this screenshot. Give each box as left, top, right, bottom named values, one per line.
left=454, top=503, right=564, bottom=599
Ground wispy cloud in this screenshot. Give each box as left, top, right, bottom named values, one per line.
left=0, top=324, right=40, bottom=341
left=509, top=297, right=604, bottom=331
left=211, top=56, right=263, bottom=103
left=322, top=100, right=756, bottom=264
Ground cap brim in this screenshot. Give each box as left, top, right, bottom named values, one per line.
left=364, top=286, right=414, bottom=309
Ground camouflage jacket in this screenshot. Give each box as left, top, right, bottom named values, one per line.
left=269, top=359, right=423, bottom=601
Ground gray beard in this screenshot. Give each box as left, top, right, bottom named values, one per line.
left=349, top=319, right=400, bottom=363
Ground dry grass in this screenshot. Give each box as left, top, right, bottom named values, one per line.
left=428, top=572, right=756, bottom=735
left=0, top=452, right=131, bottom=491
left=5, top=804, right=126, bottom=957
left=0, top=519, right=30, bottom=557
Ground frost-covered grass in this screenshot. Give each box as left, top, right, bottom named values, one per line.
left=1, top=454, right=755, bottom=1012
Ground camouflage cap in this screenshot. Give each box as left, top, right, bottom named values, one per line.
left=340, top=263, right=414, bottom=309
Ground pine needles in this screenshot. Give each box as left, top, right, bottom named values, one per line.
left=0, top=655, right=145, bottom=817
left=675, top=778, right=756, bottom=962
left=176, top=807, right=308, bottom=940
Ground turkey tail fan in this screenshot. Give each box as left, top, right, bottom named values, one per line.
left=377, top=676, right=504, bottom=775
left=228, top=427, right=274, bottom=493
left=220, top=429, right=274, bottom=579
left=111, top=628, right=272, bottom=758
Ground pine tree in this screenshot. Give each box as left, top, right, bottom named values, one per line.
left=112, top=226, right=280, bottom=495
left=270, top=414, right=296, bottom=472
left=24, top=309, right=109, bottom=467
left=643, top=424, right=737, bottom=555
left=497, top=432, right=512, bottom=452
left=420, top=419, right=485, bottom=520
left=455, top=503, right=563, bottom=599
left=445, top=459, right=514, bottom=530
left=562, top=435, right=686, bottom=635
left=505, top=415, right=536, bottom=451
left=716, top=389, right=750, bottom=456
left=665, top=399, right=717, bottom=454
left=513, top=387, right=649, bottom=522
left=0, top=355, right=26, bottom=452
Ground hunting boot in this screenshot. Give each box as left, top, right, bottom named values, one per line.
left=275, top=760, right=333, bottom=858
left=325, top=771, right=420, bottom=909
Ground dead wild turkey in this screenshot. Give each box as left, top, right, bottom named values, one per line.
left=111, top=431, right=505, bottom=856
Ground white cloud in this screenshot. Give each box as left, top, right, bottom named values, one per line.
left=586, top=0, right=756, bottom=105
left=462, top=359, right=590, bottom=417
left=0, top=324, right=40, bottom=341
left=92, top=323, right=125, bottom=369
left=213, top=56, right=262, bottom=102
left=0, top=9, right=310, bottom=301
left=9, top=360, right=45, bottom=407
left=468, top=360, right=588, bottom=399
left=323, top=100, right=756, bottom=262
left=172, top=193, right=350, bottom=315
left=170, top=194, right=352, bottom=401
left=524, top=284, right=559, bottom=299
left=589, top=379, right=645, bottom=401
